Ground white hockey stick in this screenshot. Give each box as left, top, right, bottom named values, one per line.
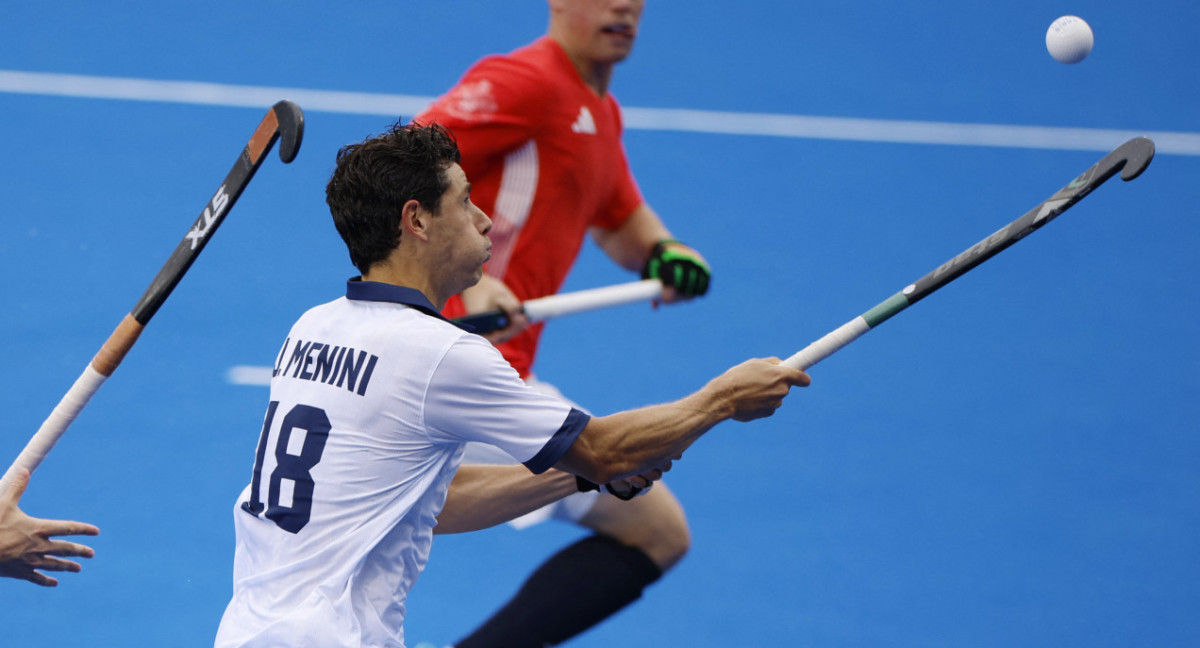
left=453, top=279, right=664, bottom=332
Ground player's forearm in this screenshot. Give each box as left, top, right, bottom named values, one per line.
left=435, top=465, right=578, bottom=534
left=590, top=203, right=672, bottom=272
left=560, top=388, right=734, bottom=484
left=560, top=358, right=806, bottom=483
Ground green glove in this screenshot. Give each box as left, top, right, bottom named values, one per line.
left=641, top=239, right=711, bottom=297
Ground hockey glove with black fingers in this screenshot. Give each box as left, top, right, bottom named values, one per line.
left=641, top=239, right=711, bottom=298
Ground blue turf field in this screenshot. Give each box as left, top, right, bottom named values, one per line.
left=3, top=2, right=1199, bottom=646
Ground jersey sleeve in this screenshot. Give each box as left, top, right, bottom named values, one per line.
left=423, top=332, right=588, bottom=473
left=597, top=152, right=644, bottom=231
left=593, top=99, right=645, bottom=232
left=416, top=56, right=552, bottom=181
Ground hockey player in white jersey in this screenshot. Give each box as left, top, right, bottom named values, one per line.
left=214, top=121, right=809, bottom=648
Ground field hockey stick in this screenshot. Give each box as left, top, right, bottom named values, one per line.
left=782, top=136, right=1154, bottom=371
left=0, top=100, right=304, bottom=495
left=453, top=278, right=664, bottom=333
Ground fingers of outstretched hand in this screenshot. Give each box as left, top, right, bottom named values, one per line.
left=0, top=557, right=75, bottom=587
left=0, top=561, right=56, bottom=586
left=0, top=531, right=96, bottom=586
left=3, top=514, right=96, bottom=547
left=0, top=469, right=97, bottom=586
left=24, top=552, right=86, bottom=573
left=40, top=535, right=97, bottom=559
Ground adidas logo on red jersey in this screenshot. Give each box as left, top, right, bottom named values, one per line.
left=571, top=106, right=596, bottom=134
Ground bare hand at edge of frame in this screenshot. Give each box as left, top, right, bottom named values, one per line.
left=0, top=468, right=100, bottom=587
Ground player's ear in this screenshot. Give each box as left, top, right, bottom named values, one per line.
left=402, top=199, right=431, bottom=242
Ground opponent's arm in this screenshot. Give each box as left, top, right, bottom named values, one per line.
left=555, top=358, right=809, bottom=484
left=590, top=203, right=671, bottom=272
left=590, top=204, right=711, bottom=302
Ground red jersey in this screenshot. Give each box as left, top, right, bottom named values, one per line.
left=417, top=37, right=644, bottom=378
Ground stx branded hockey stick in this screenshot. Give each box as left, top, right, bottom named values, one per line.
left=782, top=136, right=1154, bottom=371
left=454, top=278, right=664, bottom=333
left=0, top=100, right=304, bottom=495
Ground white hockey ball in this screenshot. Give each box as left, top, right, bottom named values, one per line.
left=1046, top=15, right=1094, bottom=64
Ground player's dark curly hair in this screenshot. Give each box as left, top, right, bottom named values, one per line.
left=326, top=121, right=462, bottom=274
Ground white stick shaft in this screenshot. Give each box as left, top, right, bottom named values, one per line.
left=781, top=317, right=871, bottom=371
left=522, top=279, right=663, bottom=322
left=0, top=366, right=107, bottom=495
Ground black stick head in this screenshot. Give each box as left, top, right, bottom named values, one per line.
left=272, top=100, right=305, bottom=164
left=1113, top=136, right=1155, bottom=181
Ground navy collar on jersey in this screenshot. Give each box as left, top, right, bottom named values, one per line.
left=345, top=277, right=449, bottom=322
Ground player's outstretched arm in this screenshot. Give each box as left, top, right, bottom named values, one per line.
left=556, top=358, right=809, bottom=485
left=0, top=468, right=99, bottom=587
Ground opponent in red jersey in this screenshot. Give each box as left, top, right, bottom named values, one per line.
left=429, top=33, right=645, bottom=377
left=417, top=1, right=713, bottom=646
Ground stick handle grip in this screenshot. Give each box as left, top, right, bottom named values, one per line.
left=522, top=279, right=663, bottom=321
left=454, top=279, right=664, bottom=333
left=0, top=315, right=143, bottom=495
left=0, top=367, right=106, bottom=495
left=781, top=317, right=870, bottom=371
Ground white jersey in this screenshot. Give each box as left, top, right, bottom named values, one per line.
left=215, top=280, right=588, bottom=648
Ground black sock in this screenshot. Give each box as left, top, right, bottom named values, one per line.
left=455, top=534, right=664, bottom=648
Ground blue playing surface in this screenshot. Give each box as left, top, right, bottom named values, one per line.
left=3, top=2, right=1198, bottom=646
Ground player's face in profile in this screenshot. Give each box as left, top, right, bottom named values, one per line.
left=434, top=163, right=492, bottom=289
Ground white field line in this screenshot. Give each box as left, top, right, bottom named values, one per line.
left=4, top=70, right=1200, bottom=156
left=5, top=69, right=1192, bottom=387
left=226, top=366, right=274, bottom=387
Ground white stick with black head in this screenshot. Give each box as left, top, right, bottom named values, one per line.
left=783, top=137, right=1155, bottom=371
left=0, top=101, right=304, bottom=495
